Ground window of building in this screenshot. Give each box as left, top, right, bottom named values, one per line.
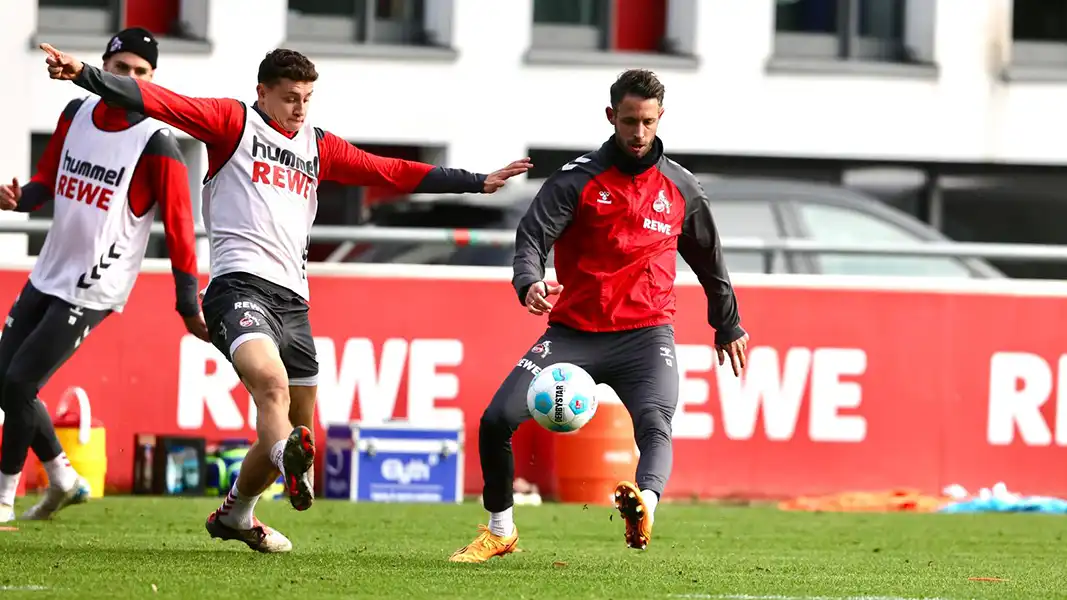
left=773, top=0, right=909, bottom=63
left=37, top=0, right=118, bottom=36
left=313, top=142, right=430, bottom=263
left=529, top=0, right=672, bottom=54
left=795, top=202, right=973, bottom=277
left=1010, top=0, right=1067, bottom=69
left=28, top=133, right=54, bottom=257
left=287, top=0, right=430, bottom=45
left=124, top=0, right=184, bottom=39
left=36, top=0, right=209, bottom=47
left=531, top=0, right=607, bottom=50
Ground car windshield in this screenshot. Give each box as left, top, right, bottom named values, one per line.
left=794, top=202, right=973, bottom=277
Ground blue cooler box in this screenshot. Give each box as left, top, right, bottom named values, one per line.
left=323, top=421, right=463, bottom=503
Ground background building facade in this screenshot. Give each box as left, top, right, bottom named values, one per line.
left=4, top=0, right=1067, bottom=268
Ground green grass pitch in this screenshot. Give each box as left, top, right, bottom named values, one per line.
left=0, top=496, right=1063, bottom=599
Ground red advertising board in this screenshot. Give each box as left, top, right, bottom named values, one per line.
left=4, top=262, right=1067, bottom=500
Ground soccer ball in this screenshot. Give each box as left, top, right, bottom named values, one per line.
left=527, top=362, right=599, bottom=433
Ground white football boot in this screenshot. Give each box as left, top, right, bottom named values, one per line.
left=20, top=476, right=91, bottom=520
left=205, top=510, right=293, bottom=553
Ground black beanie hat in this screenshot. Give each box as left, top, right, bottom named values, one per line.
left=102, top=27, right=159, bottom=69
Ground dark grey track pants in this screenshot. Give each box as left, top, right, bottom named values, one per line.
left=0, top=281, right=110, bottom=475
left=479, top=323, right=679, bottom=512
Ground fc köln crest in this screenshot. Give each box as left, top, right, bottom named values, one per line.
left=530, top=340, right=552, bottom=358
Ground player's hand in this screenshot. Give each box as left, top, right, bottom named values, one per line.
left=525, top=281, right=563, bottom=316
left=483, top=158, right=534, bottom=193
left=0, top=178, right=20, bottom=211
left=716, top=332, right=749, bottom=378
left=182, top=312, right=211, bottom=343
left=40, top=43, right=84, bottom=81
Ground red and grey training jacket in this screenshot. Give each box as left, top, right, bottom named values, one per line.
left=512, top=137, right=745, bottom=345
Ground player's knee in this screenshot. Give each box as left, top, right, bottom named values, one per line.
left=247, top=371, right=289, bottom=409
left=0, top=362, right=16, bottom=410
left=232, top=338, right=288, bottom=401
left=0, top=373, right=38, bottom=413
left=237, top=362, right=290, bottom=412
left=633, top=407, right=673, bottom=444
left=480, top=405, right=519, bottom=437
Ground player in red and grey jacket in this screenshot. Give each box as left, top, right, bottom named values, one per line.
left=0, top=28, right=206, bottom=524
left=451, top=70, right=750, bottom=563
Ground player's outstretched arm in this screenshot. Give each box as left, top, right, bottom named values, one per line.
left=511, top=173, right=580, bottom=308
left=40, top=43, right=242, bottom=148
left=316, top=130, right=532, bottom=194
left=0, top=99, right=85, bottom=213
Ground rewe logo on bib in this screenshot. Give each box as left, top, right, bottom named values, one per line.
left=249, top=135, right=319, bottom=199
left=56, top=150, right=125, bottom=211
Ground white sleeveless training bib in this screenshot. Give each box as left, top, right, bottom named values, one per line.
left=30, top=97, right=166, bottom=312
left=201, top=104, right=320, bottom=300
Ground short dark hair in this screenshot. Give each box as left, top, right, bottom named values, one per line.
left=257, top=49, right=319, bottom=86
left=609, top=69, right=665, bottom=109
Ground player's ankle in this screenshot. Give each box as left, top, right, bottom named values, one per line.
left=489, top=524, right=515, bottom=538
left=218, top=511, right=253, bottom=530
left=0, top=472, right=22, bottom=508
left=44, top=453, right=78, bottom=491
left=269, top=439, right=287, bottom=474
left=488, top=507, right=514, bottom=537
left=218, top=482, right=258, bottom=530
left=639, top=489, right=659, bottom=519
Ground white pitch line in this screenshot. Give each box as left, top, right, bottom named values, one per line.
left=668, top=595, right=954, bottom=600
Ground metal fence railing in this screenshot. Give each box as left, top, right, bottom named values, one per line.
left=5, top=219, right=1067, bottom=264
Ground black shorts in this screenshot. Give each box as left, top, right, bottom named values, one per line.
left=200, top=272, right=318, bottom=386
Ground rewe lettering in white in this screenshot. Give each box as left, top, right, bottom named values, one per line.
left=987, top=352, right=1067, bottom=446
left=670, top=346, right=867, bottom=442
left=516, top=358, right=542, bottom=375
left=177, top=336, right=464, bottom=431
left=642, top=218, right=671, bottom=235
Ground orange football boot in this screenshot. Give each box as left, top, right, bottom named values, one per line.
left=449, top=525, right=519, bottom=563
left=614, top=481, right=653, bottom=549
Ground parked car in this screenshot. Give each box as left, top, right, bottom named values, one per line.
left=342, top=176, right=1004, bottom=278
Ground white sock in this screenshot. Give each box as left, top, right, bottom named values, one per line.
left=0, top=473, right=20, bottom=507
left=217, top=481, right=259, bottom=530
left=44, top=453, right=78, bottom=491
left=269, top=439, right=286, bottom=474
left=488, top=507, right=514, bottom=537
left=640, top=489, right=659, bottom=523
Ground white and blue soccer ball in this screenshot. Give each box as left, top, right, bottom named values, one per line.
left=527, top=362, right=599, bottom=433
